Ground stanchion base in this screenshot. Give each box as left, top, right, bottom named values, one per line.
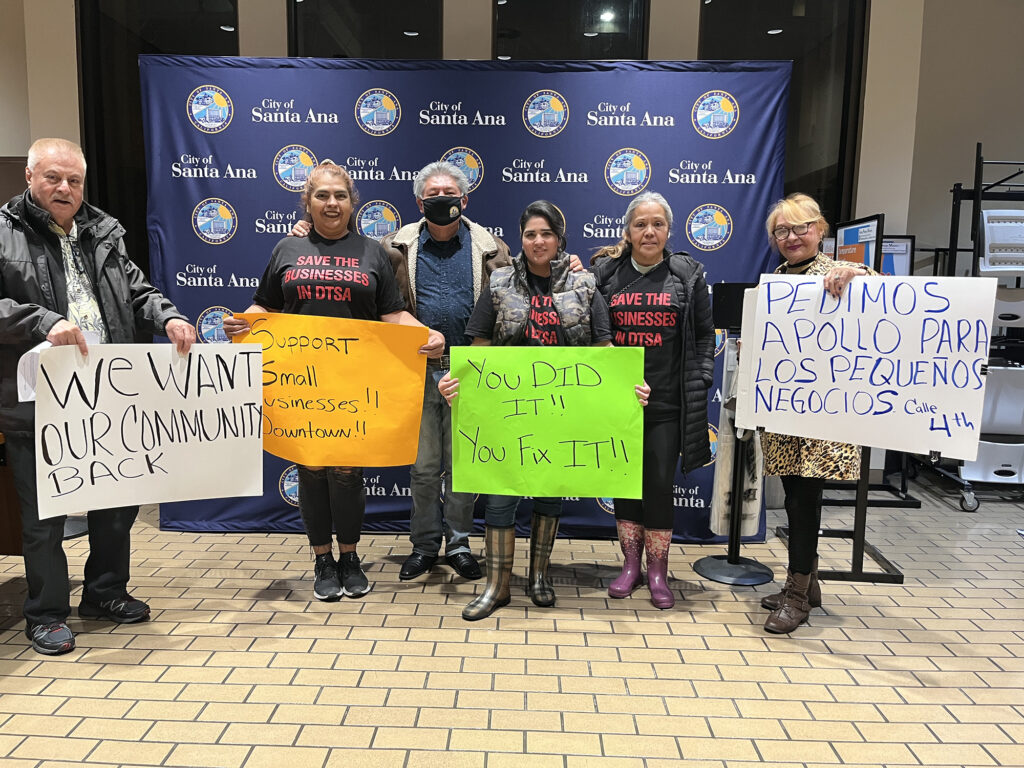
left=693, top=554, right=774, bottom=586
left=63, top=517, right=88, bottom=540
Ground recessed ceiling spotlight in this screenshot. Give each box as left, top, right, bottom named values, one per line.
left=497, top=0, right=507, bottom=4
left=767, top=28, right=783, bottom=35
left=220, top=25, right=235, bottom=32
left=403, top=30, right=419, bottom=36
left=583, top=31, right=599, bottom=37
left=497, top=55, right=511, bottom=60
left=600, top=11, right=614, bottom=22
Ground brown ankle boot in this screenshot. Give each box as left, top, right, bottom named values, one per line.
left=761, top=559, right=821, bottom=610
left=763, top=571, right=812, bottom=634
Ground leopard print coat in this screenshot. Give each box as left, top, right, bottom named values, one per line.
left=759, top=253, right=863, bottom=481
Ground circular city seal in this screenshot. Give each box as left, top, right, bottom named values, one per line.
left=187, top=85, right=233, bottom=134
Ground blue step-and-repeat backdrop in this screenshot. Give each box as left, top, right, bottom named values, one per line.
left=139, top=56, right=790, bottom=541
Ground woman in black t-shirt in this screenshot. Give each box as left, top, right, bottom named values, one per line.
left=591, top=192, right=715, bottom=610
left=438, top=200, right=639, bottom=621
left=223, top=162, right=443, bottom=602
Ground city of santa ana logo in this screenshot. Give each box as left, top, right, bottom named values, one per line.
left=357, top=201, right=401, bottom=240
left=715, top=329, right=728, bottom=356
left=686, top=203, right=732, bottom=251
left=604, top=148, right=651, bottom=196
left=596, top=497, right=615, bottom=514
left=279, top=465, right=300, bottom=507
left=705, top=423, right=719, bottom=466
left=192, top=198, right=237, bottom=245
left=522, top=90, right=569, bottom=138
left=187, top=85, right=233, bottom=134
left=691, top=90, right=739, bottom=139
left=273, top=145, right=317, bottom=192
left=355, top=88, right=401, bottom=136
left=440, top=147, right=484, bottom=193
left=197, top=306, right=232, bottom=344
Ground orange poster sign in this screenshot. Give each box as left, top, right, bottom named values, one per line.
left=234, top=313, right=427, bottom=466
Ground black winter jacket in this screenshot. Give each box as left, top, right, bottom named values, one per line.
left=591, top=249, right=715, bottom=473
left=0, top=192, right=186, bottom=434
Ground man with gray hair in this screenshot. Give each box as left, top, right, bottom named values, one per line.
left=381, top=161, right=510, bottom=581
left=0, top=138, right=195, bottom=655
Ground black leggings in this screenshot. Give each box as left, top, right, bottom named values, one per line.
left=614, top=417, right=679, bottom=530
left=781, top=475, right=826, bottom=573
left=297, top=466, right=365, bottom=547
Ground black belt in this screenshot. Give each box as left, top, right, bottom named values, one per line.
left=427, top=354, right=451, bottom=369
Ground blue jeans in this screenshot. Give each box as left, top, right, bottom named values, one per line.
left=486, top=495, right=563, bottom=527
left=408, top=368, right=475, bottom=556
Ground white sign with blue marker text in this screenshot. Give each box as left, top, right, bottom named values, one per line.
left=734, top=276, right=996, bottom=460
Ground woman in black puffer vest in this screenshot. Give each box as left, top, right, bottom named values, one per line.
left=592, top=192, right=715, bottom=609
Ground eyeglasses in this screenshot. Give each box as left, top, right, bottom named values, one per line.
left=772, top=223, right=813, bottom=240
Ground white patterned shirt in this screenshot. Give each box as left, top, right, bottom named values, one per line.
left=50, top=221, right=109, bottom=342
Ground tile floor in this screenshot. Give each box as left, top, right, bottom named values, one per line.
left=0, top=475, right=1022, bottom=767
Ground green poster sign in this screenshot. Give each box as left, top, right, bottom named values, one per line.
left=450, top=346, right=644, bottom=498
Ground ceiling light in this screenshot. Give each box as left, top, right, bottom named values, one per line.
left=767, top=28, right=783, bottom=35
left=583, top=31, right=599, bottom=37
left=497, top=0, right=507, bottom=4
left=403, top=30, right=419, bottom=36
left=599, top=11, right=614, bottom=22
left=219, top=25, right=235, bottom=32
left=497, top=55, right=511, bottom=60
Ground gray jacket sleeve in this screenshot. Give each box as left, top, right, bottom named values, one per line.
left=0, top=246, right=65, bottom=344
left=115, top=237, right=189, bottom=335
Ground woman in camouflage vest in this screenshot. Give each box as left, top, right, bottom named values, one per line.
left=439, top=200, right=648, bottom=621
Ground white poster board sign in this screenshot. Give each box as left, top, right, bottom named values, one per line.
left=34, top=344, right=264, bottom=518
left=735, top=276, right=996, bottom=460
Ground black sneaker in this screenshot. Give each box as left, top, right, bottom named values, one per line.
left=339, top=552, right=371, bottom=598
left=25, top=622, right=76, bottom=655
left=313, top=552, right=343, bottom=601
left=79, top=595, right=150, bottom=623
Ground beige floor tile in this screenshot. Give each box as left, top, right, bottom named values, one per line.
left=449, top=728, right=523, bottom=752
left=219, top=722, right=299, bottom=745
left=755, top=739, right=840, bottom=763
left=295, top=724, right=373, bottom=748
left=372, top=726, right=448, bottom=750
left=0, top=714, right=79, bottom=737
left=708, top=716, right=783, bottom=739
left=488, top=754, right=563, bottom=768
left=146, top=721, right=226, bottom=744
left=10, top=736, right=96, bottom=762
left=407, top=750, right=485, bottom=768
left=676, top=735, right=758, bottom=761
left=832, top=741, right=921, bottom=764
left=165, top=743, right=250, bottom=768
left=528, top=730, right=602, bottom=755
left=69, top=716, right=152, bottom=740
left=87, top=740, right=173, bottom=765
left=241, top=745, right=328, bottom=768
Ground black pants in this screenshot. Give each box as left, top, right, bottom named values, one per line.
left=614, top=416, right=679, bottom=530
left=780, top=474, right=826, bottom=573
left=5, top=432, right=138, bottom=626
left=297, top=466, right=365, bottom=547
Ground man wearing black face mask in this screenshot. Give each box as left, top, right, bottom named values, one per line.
left=381, top=162, right=511, bottom=582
